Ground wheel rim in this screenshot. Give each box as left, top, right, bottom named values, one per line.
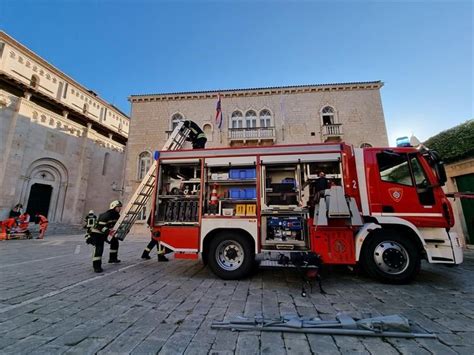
left=215, top=240, right=244, bottom=271
left=373, top=241, right=410, bottom=275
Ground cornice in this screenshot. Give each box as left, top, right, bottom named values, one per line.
left=129, top=81, right=383, bottom=103
left=0, top=31, right=129, bottom=119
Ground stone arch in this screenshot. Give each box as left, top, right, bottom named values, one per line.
left=30, top=74, right=39, bottom=89
left=20, top=158, right=69, bottom=222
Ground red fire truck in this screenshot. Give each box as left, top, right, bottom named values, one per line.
left=148, top=142, right=463, bottom=283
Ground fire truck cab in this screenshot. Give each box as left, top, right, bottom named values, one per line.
left=150, top=143, right=464, bottom=283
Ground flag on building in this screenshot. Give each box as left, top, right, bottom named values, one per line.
left=215, top=94, right=223, bottom=129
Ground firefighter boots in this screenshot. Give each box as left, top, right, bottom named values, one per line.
left=158, top=254, right=169, bottom=262
left=141, top=250, right=151, bottom=260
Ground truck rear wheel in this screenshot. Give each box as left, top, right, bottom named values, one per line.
left=208, top=232, right=254, bottom=280
left=361, top=229, right=421, bottom=284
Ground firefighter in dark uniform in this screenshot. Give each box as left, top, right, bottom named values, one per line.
left=183, top=120, right=207, bottom=149
left=83, top=210, right=97, bottom=245
left=89, top=200, right=122, bottom=273
left=141, top=214, right=169, bottom=262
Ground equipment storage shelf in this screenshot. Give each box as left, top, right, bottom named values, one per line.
left=155, top=161, right=202, bottom=225
left=204, top=165, right=257, bottom=218
left=207, top=179, right=256, bottom=185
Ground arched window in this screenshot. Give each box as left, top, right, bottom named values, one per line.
left=102, top=152, right=110, bottom=176
left=83, top=103, right=88, bottom=114
left=30, top=75, right=39, bottom=88
left=245, top=110, right=257, bottom=128
left=171, top=113, right=184, bottom=131
left=321, top=106, right=335, bottom=125
left=360, top=143, right=373, bottom=148
left=203, top=123, right=213, bottom=142
left=137, top=151, right=152, bottom=180
left=231, top=111, right=243, bottom=129
left=259, top=109, right=272, bottom=128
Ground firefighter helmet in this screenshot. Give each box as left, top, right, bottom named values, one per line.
left=110, top=200, right=123, bottom=209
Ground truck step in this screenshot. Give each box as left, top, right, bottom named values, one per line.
left=259, top=260, right=318, bottom=269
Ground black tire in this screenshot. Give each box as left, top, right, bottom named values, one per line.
left=207, top=231, right=255, bottom=280
left=360, top=229, right=421, bottom=284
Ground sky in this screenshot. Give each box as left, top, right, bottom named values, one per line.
left=0, top=0, right=472, bottom=145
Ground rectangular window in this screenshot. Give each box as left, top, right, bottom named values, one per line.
left=56, top=82, right=63, bottom=100
left=377, top=152, right=413, bottom=186
left=0, top=43, right=5, bottom=59
left=63, top=83, right=68, bottom=99
left=410, top=156, right=428, bottom=187
left=138, top=206, right=147, bottom=221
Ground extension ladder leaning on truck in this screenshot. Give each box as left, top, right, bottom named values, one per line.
left=118, top=140, right=465, bottom=284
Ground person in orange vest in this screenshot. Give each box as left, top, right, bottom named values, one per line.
left=34, top=213, right=48, bottom=239
left=17, top=212, right=30, bottom=231
left=0, top=218, right=17, bottom=240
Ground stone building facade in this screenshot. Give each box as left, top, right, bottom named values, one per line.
left=445, top=159, right=474, bottom=243
left=125, top=82, right=388, bottom=229
left=0, top=31, right=129, bottom=224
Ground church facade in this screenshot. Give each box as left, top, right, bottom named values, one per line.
left=0, top=31, right=129, bottom=223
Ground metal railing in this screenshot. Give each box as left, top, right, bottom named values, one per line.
left=321, top=124, right=343, bottom=137
left=228, top=127, right=276, bottom=141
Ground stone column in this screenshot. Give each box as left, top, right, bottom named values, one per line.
left=0, top=96, right=22, bottom=189
left=70, top=122, right=93, bottom=223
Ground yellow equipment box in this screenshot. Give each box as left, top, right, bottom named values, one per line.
left=246, top=204, right=256, bottom=216
left=235, top=204, right=246, bottom=216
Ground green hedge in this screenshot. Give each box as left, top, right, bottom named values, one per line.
left=424, top=120, right=474, bottom=163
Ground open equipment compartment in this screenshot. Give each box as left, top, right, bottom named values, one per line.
left=155, top=159, right=201, bottom=225
left=203, top=156, right=257, bottom=217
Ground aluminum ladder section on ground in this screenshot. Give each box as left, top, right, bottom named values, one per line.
left=113, top=122, right=191, bottom=241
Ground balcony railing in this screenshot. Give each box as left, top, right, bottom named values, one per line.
left=321, top=124, right=343, bottom=138
left=228, top=127, right=276, bottom=142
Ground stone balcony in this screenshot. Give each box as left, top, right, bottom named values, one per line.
left=321, top=123, right=343, bottom=142
left=228, top=127, right=276, bottom=144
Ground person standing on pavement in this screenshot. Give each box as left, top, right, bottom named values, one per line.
left=89, top=200, right=122, bottom=273
left=83, top=210, right=97, bottom=245
left=141, top=214, right=169, bottom=262
left=34, top=213, right=48, bottom=239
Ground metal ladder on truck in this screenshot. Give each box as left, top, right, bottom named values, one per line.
left=113, top=121, right=191, bottom=241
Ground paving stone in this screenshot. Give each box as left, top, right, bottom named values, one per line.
left=306, top=334, right=339, bottom=354
left=282, top=333, right=311, bottom=354
left=1, top=234, right=474, bottom=354
left=260, top=331, right=286, bottom=354
left=131, top=337, right=165, bottom=354
left=0, top=335, right=54, bottom=353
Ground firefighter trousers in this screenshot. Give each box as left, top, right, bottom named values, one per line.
left=142, top=238, right=169, bottom=258
left=91, top=234, right=120, bottom=269
left=142, top=239, right=167, bottom=254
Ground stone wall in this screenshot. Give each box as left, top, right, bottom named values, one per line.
left=0, top=89, right=125, bottom=223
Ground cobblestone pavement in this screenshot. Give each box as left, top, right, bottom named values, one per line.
left=1, top=234, right=473, bottom=354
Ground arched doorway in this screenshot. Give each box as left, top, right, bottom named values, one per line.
left=20, top=158, right=68, bottom=222
left=26, top=183, right=53, bottom=217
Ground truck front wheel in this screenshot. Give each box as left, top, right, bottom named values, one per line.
left=208, top=232, right=254, bottom=280
left=361, top=230, right=421, bottom=284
